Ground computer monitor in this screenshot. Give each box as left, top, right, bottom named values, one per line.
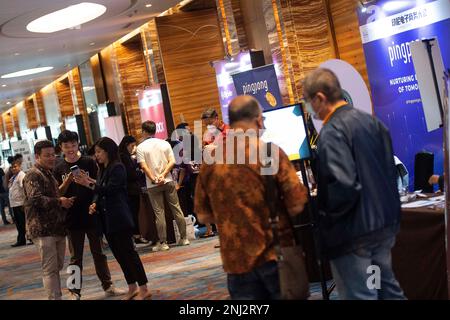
left=261, top=104, right=311, bottom=161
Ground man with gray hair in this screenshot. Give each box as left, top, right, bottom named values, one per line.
left=303, top=68, right=405, bottom=300
left=195, top=95, right=308, bottom=299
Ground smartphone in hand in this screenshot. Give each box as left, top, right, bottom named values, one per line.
left=70, top=165, right=81, bottom=176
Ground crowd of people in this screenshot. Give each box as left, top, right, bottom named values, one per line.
left=0, top=67, right=446, bottom=300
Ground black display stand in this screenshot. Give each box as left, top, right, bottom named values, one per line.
left=294, top=159, right=334, bottom=300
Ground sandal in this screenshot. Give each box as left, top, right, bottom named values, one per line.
left=134, top=292, right=153, bottom=300
left=201, top=231, right=215, bottom=238
left=121, top=290, right=139, bottom=300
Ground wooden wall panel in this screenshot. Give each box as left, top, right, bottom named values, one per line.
left=0, top=114, right=4, bottom=139
left=276, top=0, right=335, bottom=97
left=114, top=35, right=149, bottom=140
left=25, top=97, right=38, bottom=130
left=71, top=68, right=93, bottom=146
left=35, top=91, right=47, bottom=126
left=4, top=110, right=14, bottom=137
left=56, top=78, right=75, bottom=119
left=156, top=9, right=224, bottom=128
left=328, top=0, right=370, bottom=91
left=12, top=106, right=19, bottom=135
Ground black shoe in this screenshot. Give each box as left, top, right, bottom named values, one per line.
left=11, top=242, right=26, bottom=247
left=3, top=221, right=11, bottom=225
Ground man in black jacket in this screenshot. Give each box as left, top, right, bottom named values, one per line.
left=303, top=68, right=405, bottom=300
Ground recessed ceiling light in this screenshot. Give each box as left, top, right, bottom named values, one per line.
left=26, top=2, right=107, bottom=33
left=1, top=84, right=6, bottom=87
left=6, top=102, right=11, bottom=105
left=146, top=4, right=152, bottom=8
left=1, top=66, right=54, bottom=79
left=89, top=42, right=95, bottom=46
left=14, top=53, right=20, bottom=56
left=38, top=48, right=45, bottom=52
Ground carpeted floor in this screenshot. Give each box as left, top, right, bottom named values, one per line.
left=0, top=223, right=335, bottom=300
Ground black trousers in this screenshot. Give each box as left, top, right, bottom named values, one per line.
left=67, top=228, right=113, bottom=295
left=106, top=232, right=148, bottom=286
left=0, top=193, right=10, bottom=224
left=128, top=194, right=141, bottom=236
left=11, top=206, right=26, bottom=243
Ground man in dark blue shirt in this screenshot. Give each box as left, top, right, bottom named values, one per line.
left=303, top=68, right=405, bottom=300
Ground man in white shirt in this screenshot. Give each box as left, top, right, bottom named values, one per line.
left=137, top=121, right=189, bottom=251
left=9, top=159, right=26, bottom=246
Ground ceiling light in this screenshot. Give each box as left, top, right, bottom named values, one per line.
left=146, top=4, right=152, bottom=8
left=89, top=42, right=95, bottom=46
left=26, top=2, right=107, bottom=33
left=14, top=53, right=20, bottom=56
left=1, top=66, right=54, bottom=79
left=6, top=102, right=11, bottom=105
left=1, top=84, right=6, bottom=87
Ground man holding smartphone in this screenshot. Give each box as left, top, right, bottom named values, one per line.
left=53, top=130, right=124, bottom=300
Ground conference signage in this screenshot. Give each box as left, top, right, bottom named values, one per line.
left=232, top=64, right=283, bottom=111
left=357, top=0, right=450, bottom=188
left=213, top=52, right=253, bottom=124
left=138, top=85, right=168, bottom=140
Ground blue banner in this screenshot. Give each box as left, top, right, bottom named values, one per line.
left=358, top=0, right=450, bottom=190
left=232, top=64, right=283, bottom=111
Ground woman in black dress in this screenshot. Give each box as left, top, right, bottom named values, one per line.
left=119, top=136, right=148, bottom=244
left=75, top=137, right=151, bottom=300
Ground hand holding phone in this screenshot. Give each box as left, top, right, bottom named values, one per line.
left=70, top=165, right=81, bottom=176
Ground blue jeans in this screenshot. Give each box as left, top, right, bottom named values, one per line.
left=330, top=235, right=406, bottom=300
left=227, top=260, right=280, bottom=300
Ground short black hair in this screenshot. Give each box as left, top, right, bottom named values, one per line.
left=7, top=156, right=14, bottom=164
left=34, top=140, right=54, bottom=156
left=176, top=122, right=189, bottom=130
left=201, top=108, right=218, bottom=120
left=57, top=130, right=79, bottom=146
left=13, top=154, right=23, bottom=161
left=142, top=121, right=156, bottom=135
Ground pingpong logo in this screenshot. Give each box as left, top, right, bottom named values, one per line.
left=366, top=265, right=381, bottom=290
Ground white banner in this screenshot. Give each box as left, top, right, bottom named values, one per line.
left=360, top=0, right=450, bottom=44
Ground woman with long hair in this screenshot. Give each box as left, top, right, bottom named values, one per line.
left=74, top=137, right=151, bottom=300
left=119, top=136, right=148, bottom=245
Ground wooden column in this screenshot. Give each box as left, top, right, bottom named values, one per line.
left=156, top=9, right=225, bottom=127
left=25, top=96, right=39, bottom=130
left=327, top=0, right=370, bottom=90
left=71, top=67, right=93, bottom=146
left=35, top=91, right=47, bottom=126
left=114, top=34, right=149, bottom=140
left=56, top=77, right=75, bottom=119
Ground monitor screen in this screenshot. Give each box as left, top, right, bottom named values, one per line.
left=261, top=104, right=311, bottom=161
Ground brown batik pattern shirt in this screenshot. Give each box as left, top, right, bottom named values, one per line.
left=195, top=135, right=308, bottom=274
left=23, top=164, right=66, bottom=239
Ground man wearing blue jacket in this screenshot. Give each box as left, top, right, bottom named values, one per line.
left=303, top=68, right=405, bottom=300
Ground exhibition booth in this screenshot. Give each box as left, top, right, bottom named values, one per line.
left=0, top=0, right=448, bottom=300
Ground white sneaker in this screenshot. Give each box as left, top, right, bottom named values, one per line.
left=152, top=242, right=170, bottom=252
left=105, top=285, right=127, bottom=297
left=178, top=238, right=190, bottom=246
